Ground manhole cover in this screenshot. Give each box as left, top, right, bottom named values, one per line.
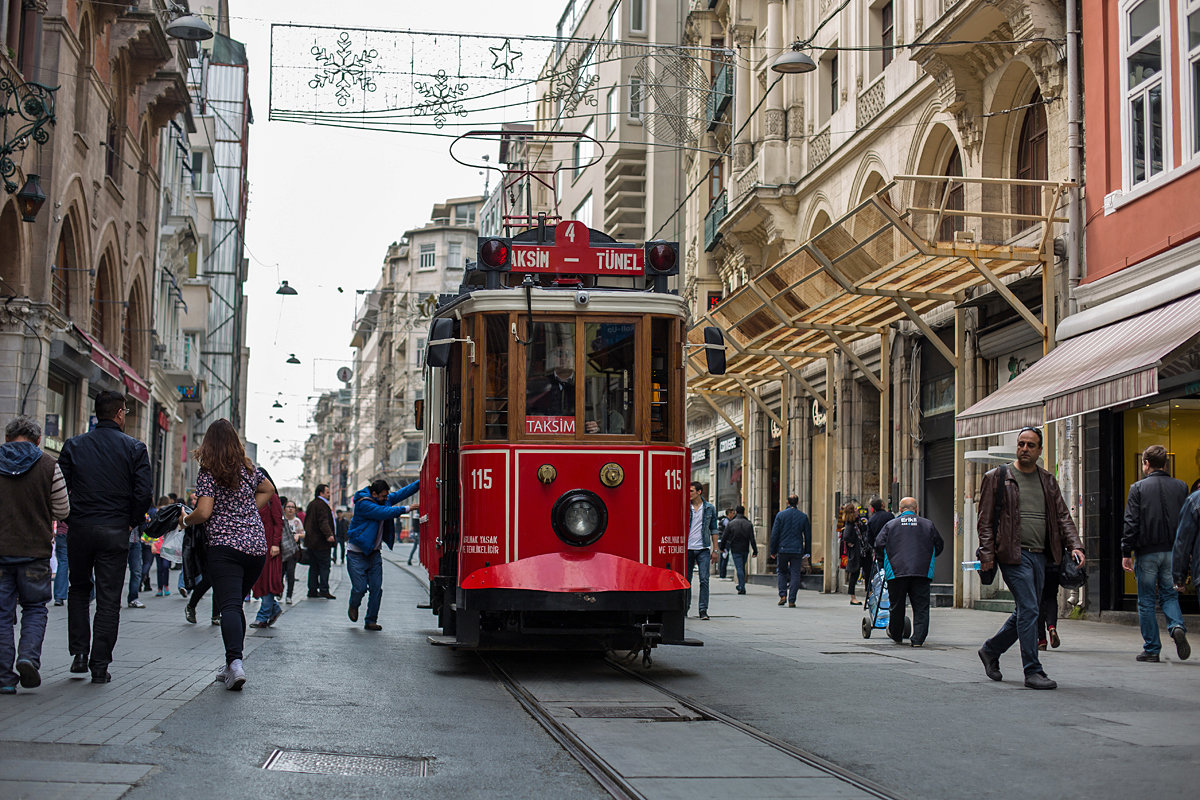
left=572, top=706, right=680, bottom=719
left=262, top=749, right=430, bottom=777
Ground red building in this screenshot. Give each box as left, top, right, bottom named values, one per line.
left=1074, top=0, right=1200, bottom=612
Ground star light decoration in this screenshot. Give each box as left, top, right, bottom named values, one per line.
left=488, top=39, right=523, bottom=76
left=309, top=31, right=379, bottom=107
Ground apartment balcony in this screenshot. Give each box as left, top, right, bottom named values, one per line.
left=604, top=147, right=647, bottom=241
left=704, top=191, right=727, bottom=252
left=706, top=64, right=733, bottom=131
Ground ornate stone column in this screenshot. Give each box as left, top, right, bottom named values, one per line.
left=762, top=0, right=786, bottom=183
left=732, top=25, right=755, bottom=173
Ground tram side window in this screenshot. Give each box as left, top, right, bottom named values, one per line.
left=526, top=322, right=578, bottom=434
left=483, top=314, right=509, bottom=439
left=650, top=317, right=671, bottom=441
left=584, top=322, right=634, bottom=435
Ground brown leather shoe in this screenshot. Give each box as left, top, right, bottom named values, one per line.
left=364, top=623, right=382, bottom=631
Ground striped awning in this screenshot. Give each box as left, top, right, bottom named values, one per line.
left=956, top=292, right=1200, bottom=439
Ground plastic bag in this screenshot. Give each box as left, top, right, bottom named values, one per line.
left=160, top=528, right=185, bottom=563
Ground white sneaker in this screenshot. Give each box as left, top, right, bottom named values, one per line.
left=225, top=658, right=246, bottom=691
left=214, top=664, right=231, bottom=684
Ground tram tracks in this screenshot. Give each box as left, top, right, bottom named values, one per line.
left=482, top=653, right=906, bottom=800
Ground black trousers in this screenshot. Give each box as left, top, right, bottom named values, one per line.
left=887, top=576, right=932, bottom=645
left=282, top=556, right=298, bottom=598
left=206, top=545, right=265, bottom=665
left=185, top=575, right=213, bottom=611
left=307, top=548, right=331, bottom=595
left=66, top=524, right=129, bottom=670
left=1037, top=561, right=1061, bottom=640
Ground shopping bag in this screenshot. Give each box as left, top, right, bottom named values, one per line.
left=160, top=529, right=185, bottom=563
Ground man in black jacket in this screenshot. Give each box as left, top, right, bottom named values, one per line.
left=1122, top=444, right=1190, bottom=662
left=58, top=392, right=153, bottom=683
left=719, top=506, right=758, bottom=594
left=866, top=496, right=894, bottom=549
left=874, top=497, right=943, bottom=647
left=304, top=484, right=337, bottom=599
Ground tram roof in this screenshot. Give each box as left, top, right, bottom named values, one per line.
left=437, top=287, right=689, bottom=318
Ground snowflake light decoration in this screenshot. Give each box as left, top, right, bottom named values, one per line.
left=309, top=31, right=379, bottom=107
left=549, top=55, right=600, bottom=116
left=413, top=70, right=470, bottom=129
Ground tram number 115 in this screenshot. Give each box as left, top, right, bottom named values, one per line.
left=470, top=469, right=494, bottom=490
left=664, top=469, right=683, bottom=491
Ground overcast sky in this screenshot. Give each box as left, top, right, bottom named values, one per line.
left=232, top=1, right=566, bottom=486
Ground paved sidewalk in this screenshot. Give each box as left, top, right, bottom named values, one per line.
left=0, top=564, right=345, bottom=799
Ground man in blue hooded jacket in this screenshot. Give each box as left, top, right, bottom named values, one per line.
left=346, top=478, right=419, bottom=630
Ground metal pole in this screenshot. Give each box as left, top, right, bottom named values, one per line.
left=1066, top=0, right=1082, bottom=314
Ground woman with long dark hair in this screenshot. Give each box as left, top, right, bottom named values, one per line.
left=839, top=502, right=870, bottom=605
left=180, top=419, right=273, bottom=690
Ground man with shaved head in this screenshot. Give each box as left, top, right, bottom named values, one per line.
left=874, top=496, right=943, bottom=647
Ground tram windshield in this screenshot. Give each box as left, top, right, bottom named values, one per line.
left=525, top=322, right=579, bottom=434
left=584, top=322, right=634, bottom=434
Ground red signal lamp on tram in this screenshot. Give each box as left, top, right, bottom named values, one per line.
left=477, top=237, right=512, bottom=271
left=644, top=240, right=679, bottom=276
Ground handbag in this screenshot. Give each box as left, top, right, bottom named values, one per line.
left=1058, top=552, right=1087, bottom=589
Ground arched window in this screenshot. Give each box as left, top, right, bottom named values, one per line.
left=93, top=255, right=112, bottom=344
left=939, top=149, right=964, bottom=242
left=1014, top=89, right=1048, bottom=222
left=52, top=219, right=76, bottom=317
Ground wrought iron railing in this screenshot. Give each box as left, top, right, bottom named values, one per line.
left=706, top=64, right=732, bottom=131
left=704, top=190, right=727, bottom=252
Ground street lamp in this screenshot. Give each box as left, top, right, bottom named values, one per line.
left=276, top=280, right=298, bottom=295
left=164, top=4, right=214, bottom=41
left=272, top=400, right=283, bottom=408
left=15, top=174, right=47, bottom=222
left=286, top=354, right=300, bottom=364
left=771, top=43, right=817, bottom=74
left=275, top=418, right=285, bottom=423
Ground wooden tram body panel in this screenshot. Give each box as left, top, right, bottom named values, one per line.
left=417, top=233, right=697, bottom=650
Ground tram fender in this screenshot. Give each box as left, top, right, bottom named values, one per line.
left=460, top=551, right=688, bottom=594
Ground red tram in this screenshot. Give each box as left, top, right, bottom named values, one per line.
left=414, top=216, right=724, bottom=654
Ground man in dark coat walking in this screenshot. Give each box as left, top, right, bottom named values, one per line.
left=769, top=494, right=811, bottom=607
left=304, top=484, right=337, bottom=599
left=58, top=391, right=152, bottom=683
left=719, top=505, right=758, bottom=594
left=875, top=497, right=943, bottom=647
left=866, top=496, right=894, bottom=549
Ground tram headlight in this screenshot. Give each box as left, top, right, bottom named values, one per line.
left=550, top=490, right=608, bottom=547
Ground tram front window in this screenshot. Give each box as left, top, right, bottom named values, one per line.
left=584, top=322, right=634, bottom=435
left=526, top=322, right=581, bottom=434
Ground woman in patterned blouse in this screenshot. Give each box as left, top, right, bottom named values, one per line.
left=181, top=419, right=274, bottom=691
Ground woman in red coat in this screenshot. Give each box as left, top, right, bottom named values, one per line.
left=250, top=475, right=284, bottom=628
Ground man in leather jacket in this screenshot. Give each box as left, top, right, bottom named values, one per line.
left=58, top=391, right=153, bottom=683
left=976, top=426, right=1084, bottom=690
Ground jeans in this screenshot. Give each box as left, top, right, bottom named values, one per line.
left=127, top=541, right=143, bottom=602
left=307, top=548, right=332, bottom=596
left=776, top=552, right=805, bottom=603
left=407, top=538, right=419, bottom=565
left=156, top=555, right=172, bottom=590
left=206, top=545, right=265, bottom=664
left=984, top=549, right=1046, bottom=676
left=347, top=549, right=384, bottom=624
left=283, top=557, right=297, bottom=598
left=67, top=524, right=130, bottom=671
left=0, top=558, right=52, bottom=688
left=139, top=543, right=153, bottom=588
left=53, top=532, right=69, bottom=601
left=1133, top=550, right=1186, bottom=655
left=887, top=576, right=931, bottom=645
left=255, top=593, right=282, bottom=624
left=686, top=548, right=711, bottom=614
left=731, top=552, right=749, bottom=592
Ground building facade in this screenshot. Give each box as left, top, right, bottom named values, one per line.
left=684, top=0, right=1075, bottom=605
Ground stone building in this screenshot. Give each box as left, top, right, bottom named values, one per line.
left=683, top=0, right=1076, bottom=606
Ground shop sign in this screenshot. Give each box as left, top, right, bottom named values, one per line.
left=770, top=419, right=782, bottom=440
left=44, top=414, right=59, bottom=437
left=718, top=435, right=739, bottom=454
left=157, top=410, right=170, bottom=431
left=177, top=384, right=201, bottom=401
left=691, top=447, right=708, bottom=464
left=811, top=399, right=827, bottom=428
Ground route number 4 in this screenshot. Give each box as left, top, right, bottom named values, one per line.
left=563, top=222, right=577, bottom=243
left=471, top=468, right=493, bottom=490
left=664, top=469, right=683, bottom=491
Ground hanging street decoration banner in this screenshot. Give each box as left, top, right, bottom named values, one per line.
left=269, top=25, right=610, bottom=135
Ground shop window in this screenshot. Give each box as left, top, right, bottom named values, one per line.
left=584, top=321, right=634, bottom=435
left=1123, top=0, right=1167, bottom=187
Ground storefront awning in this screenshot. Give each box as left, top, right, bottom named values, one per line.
left=956, top=292, right=1200, bottom=439
left=72, top=325, right=151, bottom=405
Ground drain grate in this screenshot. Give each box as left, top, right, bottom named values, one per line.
left=262, top=749, right=430, bottom=777
left=571, top=706, right=680, bottom=719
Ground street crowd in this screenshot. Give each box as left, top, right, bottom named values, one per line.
left=0, top=391, right=417, bottom=695
left=687, top=426, right=1199, bottom=690
left=4, top=397, right=1198, bottom=696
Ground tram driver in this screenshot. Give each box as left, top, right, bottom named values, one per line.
left=526, top=331, right=600, bottom=434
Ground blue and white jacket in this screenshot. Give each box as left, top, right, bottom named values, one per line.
left=347, top=480, right=420, bottom=553
left=874, top=511, right=944, bottom=580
